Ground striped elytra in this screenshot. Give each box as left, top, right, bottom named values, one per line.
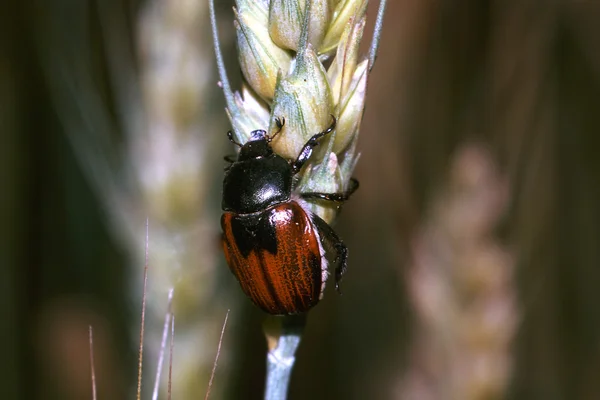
left=221, top=201, right=324, bottom=315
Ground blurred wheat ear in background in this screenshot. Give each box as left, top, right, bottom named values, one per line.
left=30, top=0, right=232, bottom=398
left=4, top=0, right=600, bottom=399
left=401, top=143, right=516, bottom=400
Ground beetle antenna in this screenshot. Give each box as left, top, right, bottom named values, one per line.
left=227, top=131, right=242, bottom=147
left=269, top=117, right=285, bottom=142
left=325, top=114, right=336, bottom=134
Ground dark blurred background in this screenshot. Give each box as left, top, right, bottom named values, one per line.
left=2, top=1, right=600, bottom=399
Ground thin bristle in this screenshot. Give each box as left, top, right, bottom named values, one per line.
left=204, top=310, right=230, bottom=400
left=136, top=218, right=149, bottom=400
left=208, top=0, right=239, bottom=136
left=152, top=288, right=175, bottom=400
left=88, top=325, right=97, bottom=400
left=168, top=314, right=175, bottom=400
left=369, top=0, right=388, bottom=72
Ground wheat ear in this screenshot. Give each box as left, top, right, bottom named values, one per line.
left=210, top=1, right=388, bottom=399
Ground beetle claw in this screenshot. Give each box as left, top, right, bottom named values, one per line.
left=335, top=281, right=343, bottom=295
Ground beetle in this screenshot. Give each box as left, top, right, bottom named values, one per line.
left=221, top=116, right=358, bottom=315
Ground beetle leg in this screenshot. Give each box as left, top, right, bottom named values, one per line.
left=311, top=214, right=348, bottom=294
left=300, top=178, right=359, bottom=203
left=223, top=154, right=237, bottom=171
left=224, top=154, right=237, bottom=163
left=290, top=116, right=337, bottom=174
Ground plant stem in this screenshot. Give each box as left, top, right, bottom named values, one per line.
left=263, top=314, right=307, bottom=400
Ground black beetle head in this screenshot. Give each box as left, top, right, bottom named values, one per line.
left=222, top=129, right=292, bottom=213
left=238, top=130, right=273, bottom=161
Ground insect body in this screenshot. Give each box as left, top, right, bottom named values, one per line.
left=221, top=117, right=358, bottom=315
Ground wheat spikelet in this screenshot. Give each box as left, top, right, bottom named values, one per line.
left=213, top=0, right=385, bottom=224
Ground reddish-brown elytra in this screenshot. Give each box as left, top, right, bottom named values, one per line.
left=221, top=117, right=358, bottom=315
